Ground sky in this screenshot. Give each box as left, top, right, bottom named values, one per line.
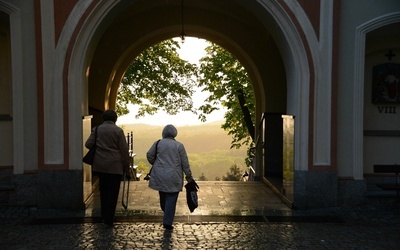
left=117, top=37, right=227, bottom=127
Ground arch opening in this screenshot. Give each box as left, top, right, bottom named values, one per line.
left=68, top=0, right=310, bottom=209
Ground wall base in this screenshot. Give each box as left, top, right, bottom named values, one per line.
left=8, top=170, right=85, bottom=210
left=337, top=179, right=367, bottom=206
left=294, top=170, right=338, bottom=209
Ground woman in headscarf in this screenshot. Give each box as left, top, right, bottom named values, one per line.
left=147, top=124, right=193, bottom=230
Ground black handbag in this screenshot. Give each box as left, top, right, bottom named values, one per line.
left=185, top=180, right=199, bottom=213
left=83, top=126, right=98, bottom=165
left=144, top=139, right=160, bottom=180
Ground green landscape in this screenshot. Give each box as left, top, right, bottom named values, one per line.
left=119, top=121, right=248, bottom=181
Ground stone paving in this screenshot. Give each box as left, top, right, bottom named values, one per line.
left=1, top=181, right=400, bottom=249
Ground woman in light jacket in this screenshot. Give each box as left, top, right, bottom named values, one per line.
left=147, top=124, right=193, bottom=230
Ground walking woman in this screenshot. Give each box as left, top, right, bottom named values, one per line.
left=85, top=110, right=131, bottom=227
left=147, top=124, right=193, bottom=230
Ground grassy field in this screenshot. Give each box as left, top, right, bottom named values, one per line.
left=119, top=121, right=248, bottom=181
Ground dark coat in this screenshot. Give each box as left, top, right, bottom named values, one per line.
left=85, top=121, right=130, bottom=175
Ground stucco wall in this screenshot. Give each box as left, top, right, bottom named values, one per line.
left=336, top=0, right=400, bottom=178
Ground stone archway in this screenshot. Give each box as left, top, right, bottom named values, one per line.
left=68, top=0, right=312, bottom=207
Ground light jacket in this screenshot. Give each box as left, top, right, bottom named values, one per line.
left=85, top=121, right=130, bottom=175
left=147, top=138, right=192, bottom=192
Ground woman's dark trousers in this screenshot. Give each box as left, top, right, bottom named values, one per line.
left=159, top=191, right=179, bottom=226
left=98, top=172, right=122, bottom=225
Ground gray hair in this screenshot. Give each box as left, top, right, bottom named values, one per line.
left=162, top=124, right=178, bottom=138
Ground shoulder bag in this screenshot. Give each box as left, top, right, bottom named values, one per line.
left=144, top=139, right=160, bottom=180
left=83, top=126, right=98, bottom=165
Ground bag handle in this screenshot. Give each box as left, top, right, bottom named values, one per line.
left=148, top=139, right=161, bottom=175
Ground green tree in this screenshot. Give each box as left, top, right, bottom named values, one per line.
left=222, top=163, right=243, bottom=181
left=198, top=173, right=208, bottom=181
left=197, top=43, right=255, bottom=149
left=117, top=39, right=198, bottom=117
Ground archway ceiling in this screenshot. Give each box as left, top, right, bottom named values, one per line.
left=88, top=0, right=287, bottom=114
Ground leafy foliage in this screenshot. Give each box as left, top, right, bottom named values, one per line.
left=197, top=43, right=255, bottom=149
left=117, top=39, right=255, bottom=156
left=198, top=173, right=208, bottom=181
left=117, top=39, right=198, bottom=117
left=222, top=164, right=244, bottom=181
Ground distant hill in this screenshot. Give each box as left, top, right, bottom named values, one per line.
left=118, top=121, right=248, bottom=181
left=119, top=121, right=238, bottom=155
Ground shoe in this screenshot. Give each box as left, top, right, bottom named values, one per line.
left=163, top=224, right=173, bottom=230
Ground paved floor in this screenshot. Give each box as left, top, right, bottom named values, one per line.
left=93, top=181, right=292, bottom=218
left=1, top=181, right=400, bottom=249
